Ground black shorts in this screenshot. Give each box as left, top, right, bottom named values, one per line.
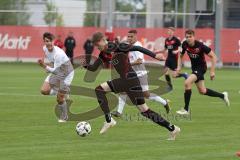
left=192, top=67, right=207, bottom=83
left=165, top=57, right=178, bottom=71
left=107, top=77, right=145, bottom=105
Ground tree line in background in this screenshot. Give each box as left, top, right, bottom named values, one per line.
left=0, top=0, right=30, bottom=25
left=0, top=0, right=63, bottom=26
left=0, top=0, right=215, bottom=27
left=83, top=0, right=146, bottom=27
left=44, top=2, right=64, bottom=26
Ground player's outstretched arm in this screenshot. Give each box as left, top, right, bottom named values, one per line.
left=207, top=51, right=216, bottom=80
left=129, top=46, right=165, bottom=60
left=84, top=57, right=103, bottom=72
left=155, top=48, right=167, bottom=54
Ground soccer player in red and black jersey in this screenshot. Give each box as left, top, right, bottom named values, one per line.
left=84, top=32, right=180, bottom=140
left=156, top=27, right=188, bottom=88
left=176, top=29, right=230, bottom=115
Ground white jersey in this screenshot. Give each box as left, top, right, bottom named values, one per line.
left=43, top=46, right=74, bottom=85
left=129, top=41, right=147, bottom=77
left=43, top=46, right=71, bottom=73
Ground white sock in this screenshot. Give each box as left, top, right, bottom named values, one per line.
left=117, top=94, right=127, bottom=114
left=50, top=89, right=58, bottom=95
left=149, top=93, right=167, bottom=106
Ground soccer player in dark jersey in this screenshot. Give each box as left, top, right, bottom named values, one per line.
left=176, top=29, right=230, bottom=115
left=111, top=29, right=170, bottom=118
left=84, top=32, right=180, bottom=140
left=156, top=27, right=188, bottom=88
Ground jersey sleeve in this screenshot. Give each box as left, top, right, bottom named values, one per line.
left=202, top=44, right=211, bottom=54
left=129, top=46, right=156, bottom=59
left=45, top=53, right=64, bottom=73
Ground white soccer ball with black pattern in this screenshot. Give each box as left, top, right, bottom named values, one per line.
left=76, top=121, right=91, bottom=137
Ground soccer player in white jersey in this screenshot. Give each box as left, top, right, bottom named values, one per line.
left=38, top=32, right=74, bottom=122
left=111, top=30, right=170, bottom=117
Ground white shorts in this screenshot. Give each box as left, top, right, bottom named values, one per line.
left=138, top=74, right=149, bottom=92
left=44, top=71, right=74, bottom=93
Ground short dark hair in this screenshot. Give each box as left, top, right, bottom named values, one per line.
left=92, top=32, right=104, bottom=44
left=185, top=29, right=195, bottom=36
left=43, top=32, right=54, bottom=41
left=128, top=29, right=137, bottom=34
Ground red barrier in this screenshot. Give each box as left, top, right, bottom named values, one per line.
left=0, top=26, right=239, bottom=63
left=0, top=26, right=104, bottom=59
left=221, top=29, right=240, bottom=63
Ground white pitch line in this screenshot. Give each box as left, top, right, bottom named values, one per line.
left=0, top=92, right=95, bottom=99
left=0, top=92, right=42, bottom=97
left=0, top=87, right=32, bottom=89
left=210, top=101, right=240, bottom=104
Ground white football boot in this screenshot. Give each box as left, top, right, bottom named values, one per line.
left=100, top=118, right=117, bottom=134
left=176, top=108, right=190, bottom=115
left=222, top=92, right=230, bottom=107
left=167, top=125, right=181, bottom=140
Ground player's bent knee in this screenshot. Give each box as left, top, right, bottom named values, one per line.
left=57, top=97, right=64, bottom=104
left=137, top=103, right=149, bottom=112
left=184, top=81, right=191, bottom=89
left=144, top=92, right=150, bottom=98
left=57, top=93, right=65, bottom=104
left=198, top=88, right=206, bottom=95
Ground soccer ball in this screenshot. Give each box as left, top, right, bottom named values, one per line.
left=76, top=121, right=91, bottom=137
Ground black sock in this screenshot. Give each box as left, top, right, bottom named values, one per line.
left=205, top=88, right=224, bottom=99
left=165, top=75, right=172, bottom=86
left=184, top=89, right=192, bottom=111
left=105, top=113, right=111, bottom=123
left=141, top=109, right=175, bottom=131
left=95, top=85, right=111, bottom=122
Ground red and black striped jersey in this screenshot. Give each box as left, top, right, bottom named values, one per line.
left=164, top=36, right=181, bottom=58
left=181, top=40, right=211, bottom=70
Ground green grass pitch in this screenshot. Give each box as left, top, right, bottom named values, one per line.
left=0, top=62, right=239, bottom=160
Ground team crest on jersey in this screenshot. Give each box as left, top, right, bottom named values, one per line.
left=186, top=47, right=200, bottom=54
left=195, top=48, right=200, bottom=53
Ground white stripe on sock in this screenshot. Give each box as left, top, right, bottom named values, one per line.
left=117, top=94, right=127, bottom=114
left=149, top=93, right=167, bottom=106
